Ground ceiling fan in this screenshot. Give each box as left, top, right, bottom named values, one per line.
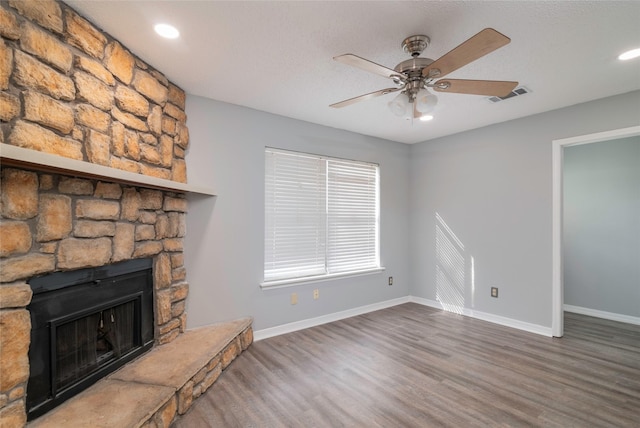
left=330, top=28, right=518, bottom=119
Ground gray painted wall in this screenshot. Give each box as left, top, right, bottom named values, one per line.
left=183, top=90, right=639, bottom=332
left=409, top=90, right=640, bottom=328
left=184, top=97, right=411, bottom=330
left=563, top=136, right=640, bottom=316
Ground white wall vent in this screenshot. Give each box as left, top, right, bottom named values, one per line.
left=487, top=86, right=531, bottom=103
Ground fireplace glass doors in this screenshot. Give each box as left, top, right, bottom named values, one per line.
left=27, top=259, right=154, bottom=420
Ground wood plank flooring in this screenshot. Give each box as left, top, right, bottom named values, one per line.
left=172, top=303, right=640, bottom=427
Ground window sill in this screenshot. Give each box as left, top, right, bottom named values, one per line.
left=260, top=267, right=386, bottom=290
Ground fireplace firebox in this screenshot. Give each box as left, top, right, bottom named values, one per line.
left=26, top=259, right=154, bottom=420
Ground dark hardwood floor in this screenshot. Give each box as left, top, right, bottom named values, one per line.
left=172, top=303, right=640, bottom=427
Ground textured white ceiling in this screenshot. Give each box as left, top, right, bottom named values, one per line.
left=65, top=1, right=640, bottom=144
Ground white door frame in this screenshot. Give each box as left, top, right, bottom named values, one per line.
left=551, top=125, right=640, bottom=337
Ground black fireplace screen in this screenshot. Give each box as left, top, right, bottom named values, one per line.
left=55, top=300, right=135, bottom=392
left=27, top=259, right=154, bottom=420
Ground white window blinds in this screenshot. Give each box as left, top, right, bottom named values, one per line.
left=264, top=148, right=379, bottom=283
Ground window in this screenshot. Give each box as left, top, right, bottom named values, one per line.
left=264, top=148, right=380, bottom=285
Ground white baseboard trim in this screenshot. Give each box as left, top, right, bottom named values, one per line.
left=254, top=295, right=553, bottom=341
left=564, top=304, right=640, bottom=326
left=253, top=296, right=410, bottom=341
left=409, top=296, right=553, bottom=337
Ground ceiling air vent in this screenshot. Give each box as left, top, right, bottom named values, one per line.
left=487, top=86, right=531, bottom=103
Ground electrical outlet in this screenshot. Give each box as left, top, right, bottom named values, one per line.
left=291, top=292, right=298, bottom=305
left=491, top=287, right=499, bottom=298
left=313, top=289, right=319, bottom=300
left=388, top=276, right=393, bottom=286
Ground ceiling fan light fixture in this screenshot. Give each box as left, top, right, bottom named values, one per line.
left=420, top=114, right=434, bottom=122
left=415, top=88, right=438, bottom=114
left=618, top=48, right=640, bottom=61
left=388, top=92, right=409, bottom=116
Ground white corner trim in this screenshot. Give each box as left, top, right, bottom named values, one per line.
left=253, top=296, right=410, bottom=341
left=409, top=296, right=553, bottom=337
left=564, top=304, right=640, bottom=326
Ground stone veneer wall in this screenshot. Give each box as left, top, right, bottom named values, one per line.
left=0, top=0, right=193, bottom=425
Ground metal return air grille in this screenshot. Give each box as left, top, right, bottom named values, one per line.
left=487, top=86, right=531, bottom=103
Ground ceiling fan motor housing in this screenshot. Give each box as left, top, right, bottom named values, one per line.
left=402, top=35, right=430, bottom=57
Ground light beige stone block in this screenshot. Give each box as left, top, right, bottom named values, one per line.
left=57, top=237, right=112, bottom=269
left=0, top=6, right=20, bottom=40
left=140, top=189, right=163, bottom=210
left=0, top=282, right=33, bottom=309
left=124, top=128, right=141, bottom=161
left=155, top=289, right=172, bottom=325
left=1, top=169, right=39, bottom=220
left=9, top=120, right=83, bottom=160
left=74, top=220, right=116, bottom=238
left=0, top=253, right=54, bottom=283
left=74, top=56, right=115, bottom=86
left=0, top=221, right=31, bottom=257
left=112, top=222, right=134, bottom=262
left=0, top=398, right=26, bottom=428
left=172, top=159, right=187, bottom=183
left=86, top=130, right=111, bottom=166
left=24, top=90, right=75, bottom=134
left=139, top=165, right=171, bottom=180
left=76, top=199, right=120, bottom=220
left=76, top=103, right=111, bottom=132
left=148, top=105, right=163, bottom=136
left=161, top=115, right=176, bottom=136
left=163, top=197, right=187, bottom=213
left=167, top=83, right=186, bottom=110
left=115, top=84, right=149, bottom=117
left=111, top=157, right=140, bottom=174
left=111, top=121, right=125, bottom=157
left=75, top=70, right=114, bottom=111
left=159, top=135, right=173, bottom=168
left=140, top=143, right=161, bottom=165
left=221, top=338, right=240, bottom=369
left=163, top=103, right=186, bottom=123
left=9, top=0, right=63, bottom=34
left=135, top=224, right=155, bottom=242
left=120, top=188, right=141, bottom=221
left=58, top=177, right=93, bottom=195
left=13, top=50, right=75, bottom=100
left=20, top=21, right=72, bottom=72
left=94, top=182, right=122, bottom=200
left=138, top=211, right=157, bottom=225
left=154, top=253, right=171, bottom=290
left=0, top=39, right=13, bottom=90
left=104, top=41, right=135, bottom=84
left=65, top=9, right=107, bottom=59
left=155, top=215, right=169, bottom=239
left=112, top=106, right=148, bottom=132
left=133, top=70, right=168, bottom=105
left=132, top=241, right=163, bottom=258
left=0, top=92, right=19, bottom=122
left=175, top=122, right=189, bottom=149
left=177, top=380, right=193, bottom=415
left=36, top=194, right=72, bottom=241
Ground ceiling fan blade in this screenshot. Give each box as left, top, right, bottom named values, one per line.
left=433, top=79, right=518, bottom=97
left=334, top=54, right=402, bottom=80
left=422, top=28, right=511, bottom=79
left=330, top=87, right=403, bottom=108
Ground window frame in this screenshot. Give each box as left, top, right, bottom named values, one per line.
left=261, top=147, right=383, bottom=288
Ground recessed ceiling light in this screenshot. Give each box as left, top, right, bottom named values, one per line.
left=419, top=115, right=434, bottom=122
left=154, top=23, right=179, bottom=39
left=618, top=48, right=640, bottom=61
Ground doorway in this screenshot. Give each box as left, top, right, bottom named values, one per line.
left=552, top=125, right=640, bottom=337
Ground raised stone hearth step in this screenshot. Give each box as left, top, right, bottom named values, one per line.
left=27, top=317, right=253, bottom=428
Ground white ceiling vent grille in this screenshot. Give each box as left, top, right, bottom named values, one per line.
left=487, top=86, right=531, bottom=103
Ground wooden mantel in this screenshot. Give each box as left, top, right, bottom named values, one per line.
left=0, top=144, right=215, bottom=196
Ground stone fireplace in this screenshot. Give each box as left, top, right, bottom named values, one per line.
left=0, top=0, right=198, bottom=425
